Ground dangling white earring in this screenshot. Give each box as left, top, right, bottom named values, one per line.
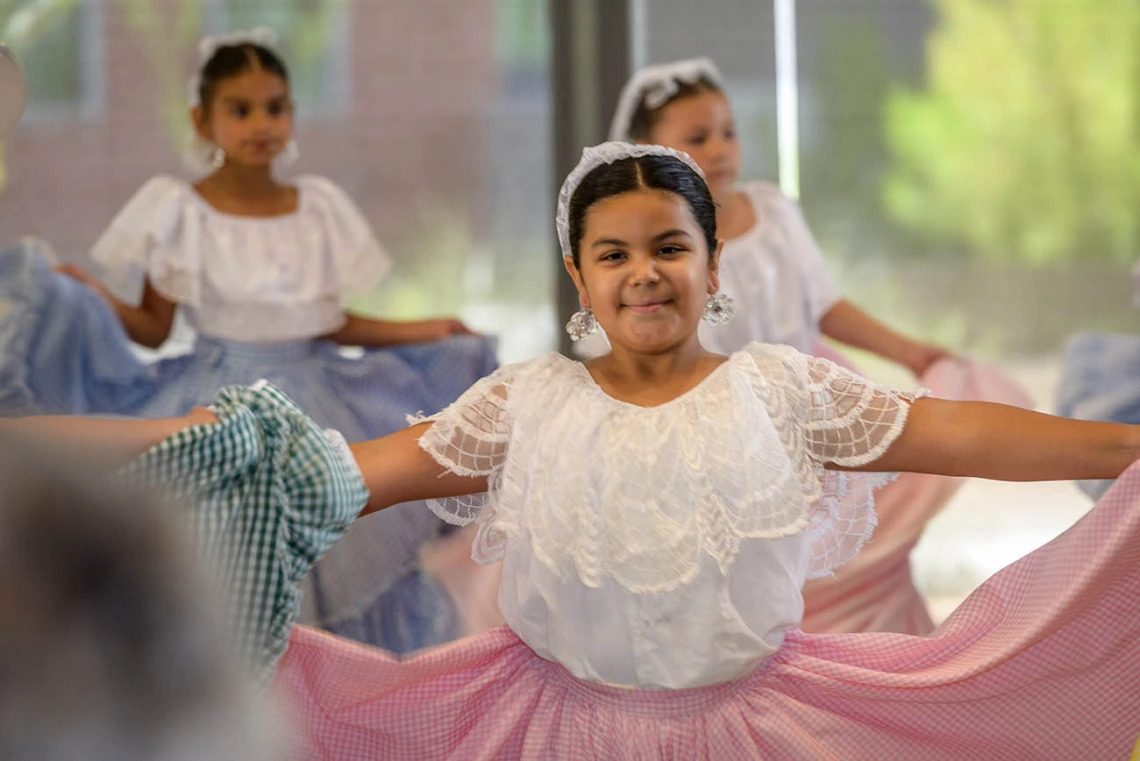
left=183, top=134, right=222, bottom=176
left=703, top=292, right=735, bottom=325
left=208, top=143, right=225, bottom=170
left=278, top=138, right=300, bottom=167
left=565, top=308, right=599, bottom=342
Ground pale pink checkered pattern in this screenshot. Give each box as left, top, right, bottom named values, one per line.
left=274, top=463, right=1140, bottom=760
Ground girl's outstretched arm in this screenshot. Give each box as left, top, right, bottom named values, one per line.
left=350, top=423, right=488, bottom=516
left=851, top=398, right=1140, bottom=482
left=0, top=407, right=217, bottom=469
left=0, top=413, right=488, bottom=513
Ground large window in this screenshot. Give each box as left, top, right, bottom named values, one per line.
left=354, top=0, right=557, bottom=364
left=495, top=0, right=547, bottom=70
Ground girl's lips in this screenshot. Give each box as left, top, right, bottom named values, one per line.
left=624, top=300, right=671, bottom=313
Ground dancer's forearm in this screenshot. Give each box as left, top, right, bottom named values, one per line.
left=852, top=398, right=1140, bottom=482
left=819, top=300, right=949, bottom=377
left=0, top=408, right=214, bottom=469
left=112, top=280, right=176, bottom=349
left=350, top=424, right=488, bottom=516
left=56, top=268, right=175, bottom=348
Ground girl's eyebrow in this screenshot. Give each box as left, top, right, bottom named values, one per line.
left=591, top=230, right=692, bottom=249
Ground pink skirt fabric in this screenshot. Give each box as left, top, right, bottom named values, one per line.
left=274, top=463, right=1140, bottom=761
left=802, top=351, right=1034, bottom=634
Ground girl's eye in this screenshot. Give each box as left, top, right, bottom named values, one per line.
left=268, top=102, right=286, bottom=117
left=686, top=134, right=707, bottom=146
left=724, top=128, right=736, bottom=140
left=230, top=105, right=249, bottom=118
left=658, top=245, right=684, bottom=257
left=601, top=251, right=626, bottom=262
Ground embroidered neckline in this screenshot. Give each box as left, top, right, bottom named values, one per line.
left=562, top=352, right=739, bottom=412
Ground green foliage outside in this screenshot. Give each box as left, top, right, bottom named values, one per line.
left=884, top=0, right=1140, bottom=267
left=797, top=0, right=1140, bottom=356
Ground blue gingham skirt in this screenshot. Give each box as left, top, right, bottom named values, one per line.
left=0, top=239, right=498, bottom=652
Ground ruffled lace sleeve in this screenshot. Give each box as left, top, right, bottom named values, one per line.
left=90, top=176, right=201, bottom=306
left=298, top=176, right=393, bottom=302
left=748, top=343, right=924, bottom=578
left=801, top=353, right=919, bottom=468
left=411, top=362, right=523, bottom=562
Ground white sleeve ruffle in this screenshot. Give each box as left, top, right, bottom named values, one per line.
left=90, top=175, right=201, bottom=306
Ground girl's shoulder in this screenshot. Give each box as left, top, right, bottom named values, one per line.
left=737, top=180, right=795, bottom=214
left=292, top=175, right=373, bottom=227
left=294, top=175, right=354, bottom=207
left=123, top=174, right=196, bottom=209
left=100, top=175, right=196, bottom=236
left=732, top=181, right=816, bottom=244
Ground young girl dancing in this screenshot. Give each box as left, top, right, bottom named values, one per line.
left=0, top=29, right=496, bottom=654
left=602, top=57, right=1035, bottom=634
left=7, top=143, right=1139, bottom=760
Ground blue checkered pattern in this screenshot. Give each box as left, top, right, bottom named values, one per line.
left=0, top=240, right=498, bottom=653
left=120, top=382, right=370, bottom=684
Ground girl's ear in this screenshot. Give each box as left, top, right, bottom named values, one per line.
left=191, top=105, right=211, bottom=141
left=707, top=238, right=724, bottom=293
left=563, top=257, right=591, bottom=309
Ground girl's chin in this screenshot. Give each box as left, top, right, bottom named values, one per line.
left=606, top=326, right=697, bottom=353
left=708, top=180, right=737, bottom=200
left=224, top=151, right=278, bottom=168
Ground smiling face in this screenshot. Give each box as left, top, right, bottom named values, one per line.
left=645, top=90, right=740, bottom=200
left=565, top=188, right=721, bottom=355
left=193, top=61, right=293, bottom=168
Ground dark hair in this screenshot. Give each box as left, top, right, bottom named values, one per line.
left=626, top=76, right=722, bottom=141
left=197, top=43, right=289, bottom=111
left=567, top=154, right=718, bottom=268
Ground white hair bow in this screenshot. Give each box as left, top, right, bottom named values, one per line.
left=555, top=142, right=706, bottom=260
left=608, top=57, right=724, bottom=142
left=187, top=26, right=279, bottom=108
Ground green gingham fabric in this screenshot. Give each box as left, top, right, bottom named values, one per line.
left=120, top=381, right=370, bottom=684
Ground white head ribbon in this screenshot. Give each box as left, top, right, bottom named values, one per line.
left=608, top=57, right=724, bottom=143
left=556, top=141, right=706, bottom=260
left=187, top=26, right=280, bottom=108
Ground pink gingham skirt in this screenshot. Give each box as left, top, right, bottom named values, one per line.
left=274, top=464, right=1140, bottom=760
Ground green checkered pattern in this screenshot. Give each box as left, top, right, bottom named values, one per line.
left=120, top=382, right=370, bottom=684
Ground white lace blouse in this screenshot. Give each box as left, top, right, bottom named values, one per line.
left=698, top=182, right=841, bottom=355
left=416, top=342, right=918, bottom=688
left=90, top=175, right=392, bottom=343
